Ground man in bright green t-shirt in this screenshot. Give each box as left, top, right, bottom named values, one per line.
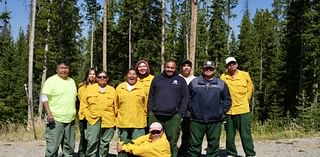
left=42, top=60, right=77, bottom=157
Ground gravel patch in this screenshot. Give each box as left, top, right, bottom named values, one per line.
left=0, top=136, right=319, bottom=157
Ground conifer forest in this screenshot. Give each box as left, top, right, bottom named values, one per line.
left=0, top=0, right=319, bottom=131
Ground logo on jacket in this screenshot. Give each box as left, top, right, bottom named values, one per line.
left=172, top=80, right=179, bottom=85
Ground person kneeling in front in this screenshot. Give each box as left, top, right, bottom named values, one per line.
left=117, top=122, right=171, bottom=157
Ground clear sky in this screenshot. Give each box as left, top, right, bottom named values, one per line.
left=1, top=0, right=272, bottom=40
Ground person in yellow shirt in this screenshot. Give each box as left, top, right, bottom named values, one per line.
left=116, top=68, right=148, bottom=157
left=220, top=57, right=256, bottom=157
left=80, top=71, right=117, bottom=157
left=134, top=59, right=154, bottom=98
left=77, top=68, right=96, bottom=157
left=116, top=122, right=171, bottom=157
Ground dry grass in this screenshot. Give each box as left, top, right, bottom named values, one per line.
left=251, top=120, right=320, bottom=140
left=0, top=119, right=319, bottom=142
left=0, top=118, right=45, bottom=141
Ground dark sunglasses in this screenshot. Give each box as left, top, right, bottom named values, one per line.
left=97, top=76, right=107, bottom=79
left=227, top=61, right=237, bottom=66
left=150, top=130, right=161, bottom=135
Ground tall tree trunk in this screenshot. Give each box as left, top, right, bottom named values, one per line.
left=185, top=1, right=190, bottom=60
left=27, top=0, right=37, bottom=140
left=313, top=59, right=318, bottom=106
left=160, top=0, right=166, bottom=71
left=38, top=3, right=51, bottom=118
left=190, top=0, right=198, bottom=74
left=205, top=0, right=209, bottom=57
left=186, top=33, right=189, bottom=60
left=103, top=0, right=107, bottom=71
left=226, top=0, right=231, bottom=54
left=90, top=21, right=94, bottom=68
left=299, top=5, right=304, bottom=92
left=128, top=18, right=132, bottom=68
left=259, top=43, right=263, bottom=91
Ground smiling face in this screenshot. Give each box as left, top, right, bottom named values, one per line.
left=126, top=69, right=137, bottom=85
left=137, top=62, right=148, bottom=75
left=87, top=70, right=96, bottom=83
left=202, top=67, right=216, bottom=79
left=96, top=72, right=108, bottom=87
left=164, top=61, right=177, bottom=77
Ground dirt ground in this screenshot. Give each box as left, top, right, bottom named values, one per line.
left=0, top=136, right=319, bottom=157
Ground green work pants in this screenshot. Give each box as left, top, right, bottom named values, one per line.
left=188, top=121, right=221, bottom=157
left=178, top=117, right=191, bottom=157
left=118, top=128, right=145, bottom=157
left=149, top=112, right=181, bottom=157
left=86, top=120, right=115, bottom=157
left=45, top=120, right=75, bottom=157
left=225, top=113, right=256, bottom=156
left=78, top=120, right=87, bottom=157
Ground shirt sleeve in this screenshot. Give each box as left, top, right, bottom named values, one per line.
left=148, top=79, right=156, bottom=113
left=222, top=82, right=232, bottom=113
left=179, top=78, right=189, bottom=117
left=42, top=79, right=52, bottom=95
left=246, top=72, right=254, bottom=101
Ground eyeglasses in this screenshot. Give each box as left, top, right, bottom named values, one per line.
left=150, top=130, right=161, bottom=135
left=97, top=76, right=107, bottom=79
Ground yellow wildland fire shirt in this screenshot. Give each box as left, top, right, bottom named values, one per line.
left=116, top=82, right=147, bottom=128
left=77, top=84, right=87, bottom=120
left=80, top=83, right=117, bottom=128
left=122, top=133, right=171, bottom=157
left=220, top=70, right=253, bottom=115
left=137, top=74, right=154, bottom=101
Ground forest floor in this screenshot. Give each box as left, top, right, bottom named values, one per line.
left=0, top=136, right=319, bottom=157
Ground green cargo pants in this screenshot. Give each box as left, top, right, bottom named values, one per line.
left=78, top=120, right=87, bottom=157
left=188, top=121, right=221, bottom=157
left=45, top=120, right=75, bottom=157
left=225, top=113, right=256, bottom=156
left=86, top=120, right=115, bottom=157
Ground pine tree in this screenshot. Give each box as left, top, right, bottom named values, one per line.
left=34, top=0, right=83, bottom=113
left=298, top=0, right=320, bottom=130
left=0, top=25, right=16, bottom=124
left=252, top=9, right=284, bottom=121
left=208, top=0, right=228, bottom=69
left=237, top=1, right=259, bottom=117
left=195, top=1, right=210, bottom=74
left=0, top=24, right=28, bottom=123
left=117, top=0, right=162, bottom=75
left=166, top=0, right=178, bottom=60
left=176, top=0, right=191, bottom=66
left=284, top=0, right=308, bottom=117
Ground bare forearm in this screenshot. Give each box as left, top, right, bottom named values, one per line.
left=43, top=101, right=52, bottom=114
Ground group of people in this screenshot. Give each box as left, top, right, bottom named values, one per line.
left=41, top=57, right=256, bottom=157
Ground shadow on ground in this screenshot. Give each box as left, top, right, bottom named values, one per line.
left=71, top=149, right=242, bottom=157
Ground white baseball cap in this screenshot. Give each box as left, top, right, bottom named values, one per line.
left=225, top=57, right=237, bottom=64
left=149, top=122, right=163, bottom=131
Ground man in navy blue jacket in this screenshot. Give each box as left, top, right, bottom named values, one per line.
left=188, top=60, right=231, bottom=157
left=148, top=59, right=189, bottom=157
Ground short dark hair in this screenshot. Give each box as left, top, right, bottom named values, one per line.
left=164, top=59, right=176, bottom=65
left=56, top=59, right=70, bottom=66
left=181, top=60, right=192, bottom=67
left=97, top=71, right=108, bottom=77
